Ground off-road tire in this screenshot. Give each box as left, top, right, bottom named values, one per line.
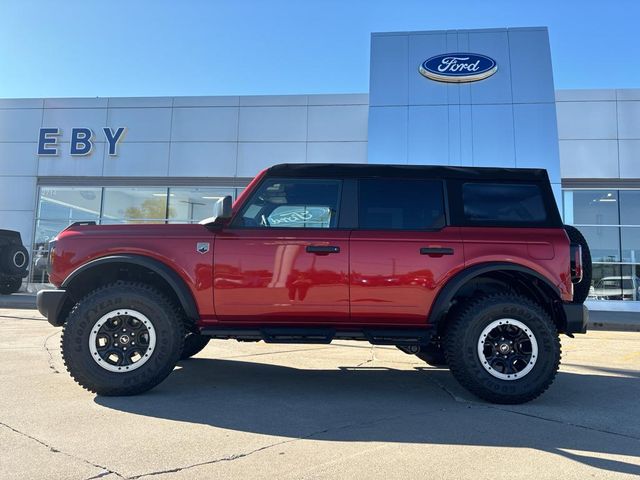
left=445, top=293, right=561, bottom=404
left=564, top=225, right=592, bottom=304
left=1, top=245, right=29, bottom=276
left=180, top=333, right=210, bottom=360
left=61, top=281, right=184, bottom=396
left=0, top=277, right=21, bottom=294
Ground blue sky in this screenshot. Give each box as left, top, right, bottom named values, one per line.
left=1, top=0, right=638, bottom=98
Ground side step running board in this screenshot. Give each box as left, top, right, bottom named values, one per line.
left=199, top=327, right=434, bottom=346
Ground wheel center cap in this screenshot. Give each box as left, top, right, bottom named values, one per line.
left=119, top=335, right=130, bottom=345
left=498, top=343, right=511, bottom=354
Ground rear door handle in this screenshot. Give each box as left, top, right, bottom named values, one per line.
left=420, top=247, right=454, bottom=256
left=306, top=245, right=340, bottom=255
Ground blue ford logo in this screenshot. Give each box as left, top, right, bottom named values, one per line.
left=419, top=53, right=497, bottom=83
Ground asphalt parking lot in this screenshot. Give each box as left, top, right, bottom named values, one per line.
left=1, top=307, right=639, bottom=480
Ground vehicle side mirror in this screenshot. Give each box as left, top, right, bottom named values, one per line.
left=216, top=195, right=233, bottom=220
left=199, top=195, right=233, bottom=226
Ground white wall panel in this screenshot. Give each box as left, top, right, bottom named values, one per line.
left=0, top=177, right=36, bottom=211
left=407, top=106, right=448, bottom=165
left=238, top=106, right=307, bottom=142
left=616, top=90, right=640, bottom=101
left=0, top=99, right=43, bottom=108
left=239, top=95, right=307, bottom=106
left=509, top=29, right=555, bottom=104
left=619, top=140, right=640, bottom=178
left=173, top=96, right=239, bottom=107
left=0, top=109, right=42, bottom=142
left=0, top=143, right=38, bottom=176
left=108, top=97, right=173, bottom=108
left=107, top=108, right=172, bottom=142
left=367, top=106, right=407, bottom=164
left=44, top=98, right=108, bottom=108
left=468, top=30, right=513, bottom=105
left=559, top=140, right=619, bottom=178
left=407, top=32, right=448, bottom=106
left=42, top=108, right=108, bottom=142
left=307, top=105, right=368, bottom=142
left=168, top=142, right=236, bottom=177
left=38, top=144, right=106, bottom=177
left=306, top=142, right=367, bottom=164
left=369, top=34, right=408, bottom=106
left=556, top=101, right=617, bottom=139
left=102, top=143, right=169, bottom=176
left=236, top=142, right=306, bottom=177
left=617, top=101, right=640, bottom=139
left=513, top=103, right=561, bottom=182
left=555, top=89, right=616, bottom=102
left=471, top=104, right=515, bottom=167
left=308, top=94, right=368, bottom=105
left=171, top=107, right=238, bottom=142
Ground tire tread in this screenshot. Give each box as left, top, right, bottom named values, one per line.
left=445, top=292, right=561, bottom=404
left=61, top=281, right=184, bottom=396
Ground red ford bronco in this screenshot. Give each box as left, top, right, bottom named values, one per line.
left=37, top=164, right=591, bottom=404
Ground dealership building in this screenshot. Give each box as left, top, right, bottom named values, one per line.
left=0, top=27, right=638, bottom=308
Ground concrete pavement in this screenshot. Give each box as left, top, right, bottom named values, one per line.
left=0, top=308, right=639, bottom=480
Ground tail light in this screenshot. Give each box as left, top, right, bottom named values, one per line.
left=47, top=239, right=57, bottom=274
left=570, top=243, right=583, bottom=284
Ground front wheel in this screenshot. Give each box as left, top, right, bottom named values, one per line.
left=61, top=281, right=184, bottom=396
left=445, top=293, right=561, bottom=404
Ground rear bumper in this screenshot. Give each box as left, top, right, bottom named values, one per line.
left=36, top=289, right=68, bottom=327
left=563, top=302, right=589, bottom=334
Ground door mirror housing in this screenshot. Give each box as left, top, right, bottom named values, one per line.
left=199, top=195, right=233, bottom=226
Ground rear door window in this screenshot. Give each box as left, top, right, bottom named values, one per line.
left=358, top=179, right=445, bottom=230
left=462, top=183, right=546, bottom=224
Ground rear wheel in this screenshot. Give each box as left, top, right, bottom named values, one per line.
left=180, top=332, right=210, bottom=360
left=445, top=293, right=560, bottom=404
left=61, top=281, right=184, bottom=396
left=564, top=225, right=592, bottom=304
left=0, top=277, right=21, bottom=294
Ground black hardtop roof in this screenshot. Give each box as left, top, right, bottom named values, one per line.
left=266, top=163, right=550, bottom=182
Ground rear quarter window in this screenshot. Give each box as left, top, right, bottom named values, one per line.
left=462, top=183, right=547, bottom=224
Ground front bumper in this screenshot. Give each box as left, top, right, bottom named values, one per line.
left=36, top=289, right=68, bottom=327
left=563, top=302, right=589, bottom=334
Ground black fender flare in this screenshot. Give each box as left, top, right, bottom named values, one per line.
left=61, top=254, right=199, bottom=321
left=429, top=262, right=561, bottom=326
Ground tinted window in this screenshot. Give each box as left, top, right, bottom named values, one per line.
left=358, top=179, right=445, bottom=230
left=463, top=183, right=546, bottom=224
left=234, top=178, right=341, bottom=228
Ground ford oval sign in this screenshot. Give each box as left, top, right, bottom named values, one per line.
left=419, top=53, right=497, bottom=83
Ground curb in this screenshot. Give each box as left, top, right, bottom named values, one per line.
left=0, top=294, right=37, bottom=310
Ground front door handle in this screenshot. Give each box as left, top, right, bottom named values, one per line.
left=420, top=247, right=454, bottom=256
left=306, top=245, right=340, bottom=255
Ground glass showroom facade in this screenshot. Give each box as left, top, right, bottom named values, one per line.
left=563, top=189, right=640, bottom=301
left=31, top=185, right=242, bottom=282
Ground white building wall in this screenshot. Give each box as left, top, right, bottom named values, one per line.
left=0, top=93, right=369, bottom=247
left=556, top=89, right=640, bottom=179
